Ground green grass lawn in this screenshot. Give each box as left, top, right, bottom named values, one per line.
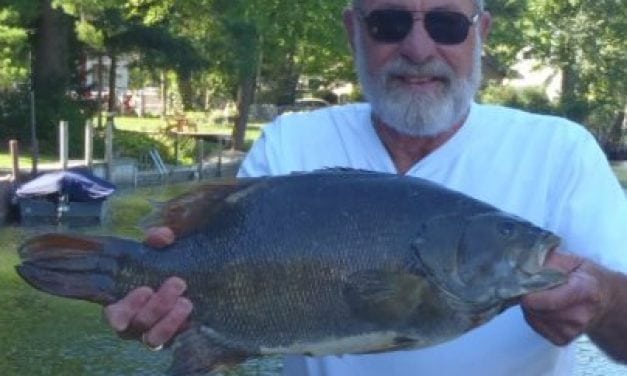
left=112, top=114, right=264, bottom=143
left=0, top=115, right=265, bottom=169
left=0, top=154, right=55, bottom=169
left=112, top=115, right=263, bottom=165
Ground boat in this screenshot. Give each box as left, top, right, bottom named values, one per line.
left=14, top=169, right=115, bottom=226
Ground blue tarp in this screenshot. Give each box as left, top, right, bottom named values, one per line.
left=15, top=169, right=116, bottom=202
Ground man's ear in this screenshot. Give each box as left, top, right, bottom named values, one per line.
left=479, top=11, right=492, bottom=41
left=343, top=8, right=357, bottom=52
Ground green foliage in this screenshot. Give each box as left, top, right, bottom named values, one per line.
left=0, top=6, right=31, bottom=88
left=0, top=85, right=91, bottom=158
left=484, top=0, right=529, bottom=75
left=113, top=128, right=174, bottom=162
left=2, top=0, right=625, bottom=149
left=479, top=85, right=560, bottom=116
left=0, top=88, right=30, bottom=140
left=524, top=0, right=626, bottom=130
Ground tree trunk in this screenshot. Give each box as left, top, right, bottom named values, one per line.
left=32, top=0, right=73, bottom=143
left=161, top=70, right=168, bottom=118
left=33, top=0, right=71, bottom=92
left=275, top=46, right=299, bottom=105
left=177, top=70, right=193, bottom=111
left=107, top=54, right=118, bottom=113
left=557, top=39, right=588, bottom=123
left=230, top=26, right=260, bottom=151
left=232, top=72, right=256, bottom=151
left=610, top=110, right=626, bottom=145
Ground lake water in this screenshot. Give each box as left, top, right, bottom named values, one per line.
left=576, top=337, right=626, bottom=376
left=1, top=185, right=626, bottom=375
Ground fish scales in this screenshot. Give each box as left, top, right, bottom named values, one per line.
left=15, top=169, right=566, bottom=375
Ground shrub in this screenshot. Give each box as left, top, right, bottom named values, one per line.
left=479, top=85, right=559, bottom=116
left=113, top=129, right=174, bottom=163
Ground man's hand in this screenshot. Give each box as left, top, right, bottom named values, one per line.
left=144, top=226, right=177, bottom=248
left=521, top=250, right=612, bottom=346
left=102, top=227, right=193, bottom=349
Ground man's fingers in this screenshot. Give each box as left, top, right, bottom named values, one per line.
left=543, top=250, right=584, bottom=274
left=130, top=277, right=188, bottom=333
left=142, top=297, right=193, bottom=348
left=522, top=270, right=601, bottom=312
left=103, top=287, right=154, bottom=332
left=145, top=226, right=175, bottom=248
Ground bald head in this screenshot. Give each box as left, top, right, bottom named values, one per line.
left=350, top=0, right=484, bottom=11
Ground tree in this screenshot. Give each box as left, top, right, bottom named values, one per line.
left=162, top=0, right=352, bottom=150
left=524, top=0, right=626, bottom=132
left=0, top=1, right=39, bottom=89
left=483, top=0, right=529, bottom=80
left=55, top=0, right=205, bottom=119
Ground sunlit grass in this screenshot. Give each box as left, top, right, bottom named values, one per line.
left=112, top=114, right=265, bottom=144
left=0, top=116, right=264, bottom=169
left=0, top=154, right=55, bottom=169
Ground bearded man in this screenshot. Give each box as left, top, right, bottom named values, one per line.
left=104, top=0, right=627, bottom=375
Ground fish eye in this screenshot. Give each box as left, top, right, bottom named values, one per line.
left=499, top=222, right=516, bottom=237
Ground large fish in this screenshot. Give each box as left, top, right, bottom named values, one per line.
left=16, top=169, right=565, bottom=375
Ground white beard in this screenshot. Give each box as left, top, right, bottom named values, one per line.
left=354, top=26, right=483, bottom=137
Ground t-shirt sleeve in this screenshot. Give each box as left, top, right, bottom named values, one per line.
left=547, top=132, right=627, bottom=272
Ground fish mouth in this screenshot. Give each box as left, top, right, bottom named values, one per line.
left=520, top=231, right=561, bottom=275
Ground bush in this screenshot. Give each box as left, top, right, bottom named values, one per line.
left=0, top=89, right=30, bottom=142
left=479, top=85, right=559, bottom=116
left=113, top=129, right=174, bottom=163
left=0, top=87, right=97, bottom=158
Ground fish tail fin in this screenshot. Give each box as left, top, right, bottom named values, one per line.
left=15, top=233, right=143, bottom=305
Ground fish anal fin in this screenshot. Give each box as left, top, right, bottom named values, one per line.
left=168, top=326, right=251, bottom=376
left=344, top=270, right=427, bottom=325
left=352, top=336, right=419, bottom=355
left=141, top=179, right=259, bottom=239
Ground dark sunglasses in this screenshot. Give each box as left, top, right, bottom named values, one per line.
left=360, top=9, right=480, bottom=45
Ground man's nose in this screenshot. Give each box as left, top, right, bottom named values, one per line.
left=398, top=19, right=438, bottom=62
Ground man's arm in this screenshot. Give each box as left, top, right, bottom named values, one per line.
left=586, top=268, right=627, bottom=362
left=521, top=251, right=627, bottom=363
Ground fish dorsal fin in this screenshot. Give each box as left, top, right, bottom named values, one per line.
left=303, top=167, right=382, bottom=175
left=344, top=270, right=427, bottom=324
left=140, top=178, right=259, bottom=239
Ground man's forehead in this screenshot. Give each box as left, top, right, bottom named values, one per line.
left=358, top=0, right=476, bottom=11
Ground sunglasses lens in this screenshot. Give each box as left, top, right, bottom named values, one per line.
left=363, top=9, right=473, bottom=45
left=365, top=9, right=413, bottom=43
left=425, top=11, right=471, bottom=45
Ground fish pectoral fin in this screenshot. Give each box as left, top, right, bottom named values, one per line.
left=168, top=326, right=251, bottom=376
left=344, top=270, right=427, bottom=324
left=140, top=178, right=259, bottom=239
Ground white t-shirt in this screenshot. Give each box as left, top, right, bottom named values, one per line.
left=238, top=102, right=627, bottom=376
